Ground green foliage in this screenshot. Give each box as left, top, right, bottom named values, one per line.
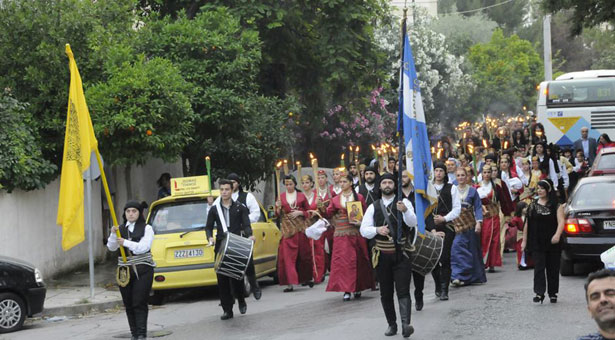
left=429, top=13, right=498, bottom=56
left=135, top=6, right=296, bottom=186
left=0, top=0, right=136, bottom=166
left=0, top=90, right=56, bottom=192
left=542, top=0, right=615, bottom=35
left=86, top=55, right=196, bottom=166
left=438, top=0, right=528, bottom=34
left=468, top=29, right=543, bottom=115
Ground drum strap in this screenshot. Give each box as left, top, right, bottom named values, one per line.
left=215, top=202, right=229, bottom=233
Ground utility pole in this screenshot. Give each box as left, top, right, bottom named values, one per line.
left=543, top=14, right=553, bottom=81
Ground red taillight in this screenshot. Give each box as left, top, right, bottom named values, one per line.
left=566, top=218, right=592, bottom=234
left=155, top=275, right=165, bottom=282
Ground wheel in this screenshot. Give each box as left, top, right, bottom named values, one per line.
left=0, top=293, right=26, bottom=334
left=150, top=291, right=166, bottom=306
left=560, top=257, right=575, bottom=276
left=243, top=276, right=252, bottom=298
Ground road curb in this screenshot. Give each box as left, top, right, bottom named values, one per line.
left=42, top=299, right=123, bottom=317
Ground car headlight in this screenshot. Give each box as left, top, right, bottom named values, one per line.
left=34, top=268, right=44, bottom=285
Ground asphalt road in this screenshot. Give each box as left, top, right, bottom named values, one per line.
left=4, top=253, right=600, bottom=340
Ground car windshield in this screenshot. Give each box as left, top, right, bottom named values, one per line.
left=572, top=182, right=615, bottom=209
left=149, top=200, right=209, bottom=234
left=597, top=153, right=615, bottom=170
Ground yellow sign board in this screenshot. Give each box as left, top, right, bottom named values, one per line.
left=170, top=176, right=211, bottom=197
left=548, top=117, right=581, bottom=134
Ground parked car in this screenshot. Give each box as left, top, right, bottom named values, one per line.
left=561, top=176, right=615, bottom=275
left=0, top=256, right=46, bottom=333
left=588, top=147, right=615, bottom=176
left=146, top=184, right=281, bottom=305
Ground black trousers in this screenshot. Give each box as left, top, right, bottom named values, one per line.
left=119, top=265, right=154, bottom=338
left=532, top=250, right=561, bottom=296
left=431, top=229, right=455, bottom=291
left=377, top=252, right=412, bottom=326
left=244, top=257, right=259, bottom=292
left=217, top=273, right=246, bottom=312
left=412, top=271, right=425, bottom=298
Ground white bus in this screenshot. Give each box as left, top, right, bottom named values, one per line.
left=537, top=70, right=615, bottom=147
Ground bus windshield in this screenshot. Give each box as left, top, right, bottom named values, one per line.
left=547, top=78, right=615, bottom=107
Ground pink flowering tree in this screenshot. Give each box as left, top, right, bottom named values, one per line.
left=318, top=87, right=397, bottom=162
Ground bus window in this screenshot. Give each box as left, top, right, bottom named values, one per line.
left=547, top=78, right=615, bottom=107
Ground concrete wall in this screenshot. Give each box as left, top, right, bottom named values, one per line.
left=0, top=178, right=103, bottom=279
left=0, top=158, right=183, bottom=279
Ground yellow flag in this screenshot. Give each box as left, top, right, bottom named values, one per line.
left=56, top=44, right=98, bottom=251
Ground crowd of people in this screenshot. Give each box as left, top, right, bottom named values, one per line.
left=132, top=114, right=615, bottom=339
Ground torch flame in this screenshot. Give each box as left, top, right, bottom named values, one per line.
left=371, top=144, right=376, bottom=150
left=468, top=145, right=474, bottom=154
left=309, top=152, right=314, bottom=159
left=276, top=160, right=283, bottom=168
left=482, top=139, right=488, bottom=148
left=205, top=156, right=210, bottom=160
left=341, top=153, right=345, bottom=160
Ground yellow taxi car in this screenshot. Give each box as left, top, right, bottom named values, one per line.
left=146, top=176, right=281, bottom=304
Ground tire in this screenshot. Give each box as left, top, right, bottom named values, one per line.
left=150, top=291, right=166, bottom=306
left=560, top=257, right=575, bottom=276
left=0, top=293, right=26, bottom=334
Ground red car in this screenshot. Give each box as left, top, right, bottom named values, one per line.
left=588, top=147, right=615, bottom=176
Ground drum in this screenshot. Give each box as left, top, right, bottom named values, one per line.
left=452, top=207, right=476, bottom=233
left=214, top=232, right=254, bottom=280
left=406, top=232, right=443, bottom=276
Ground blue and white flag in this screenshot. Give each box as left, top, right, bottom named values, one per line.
left=397, top=24, right=437, bottom=235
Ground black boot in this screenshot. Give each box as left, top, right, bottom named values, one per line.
left=134, top=306, right=148, bottom=338
left=125, top=309, right=137, bottom=339
left=384, top=324, right=398, bottom=336
left=249, top=275, right=262, bottom=300
left=440, top=282, right=449, bottom=301
left=432, top=269, right=442, bottom=297
left=398, top=297, right=414, bottom=338
left=414, top=292, right=424, bottom=311
left=220, top=310, right=234, bottom=320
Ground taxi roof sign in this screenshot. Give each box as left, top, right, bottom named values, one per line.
left=170, top=175, right=211, bottom=197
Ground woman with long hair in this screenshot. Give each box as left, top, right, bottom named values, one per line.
left=322, top=173, right=374, bottom=300
left=532, top=142, right=559, bottom=194
left=301, top=175, right=326, bottom=284
left=451, top=167, right=486, bottom=286
left=522, top=179, right=565, bottom=304
left=275, top=175, right=314, bottom=292
left=477, top=166, right=513, bottom=272
left=512, top=129, right=527, bottom=149
left=531, top=123, right=547, bottom=145
left=597, top=133, right=615, bottom=153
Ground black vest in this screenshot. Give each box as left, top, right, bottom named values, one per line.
left=119, top=221, right=148, bottom=254
left=236, top=191, right=248, bottom=205
left=358, top=183, right=380, bottom=207
left=372, top=198, right=411, bottom=242
left=434, top=183, right=453, bottom=217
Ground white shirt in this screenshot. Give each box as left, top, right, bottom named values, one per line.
left=107, top=222, right=154, bottom=255
left=501, top=171, right=523, bottom=201
left=557, top=160, right=570, bottom=189
left=433, top=183, right=461, bottom=222
left=355, top=182, right=375, bottom=193
left=582, top=139, right=589, bottom=158
left=360, top=196, right=417, bottom=239
left=534, top=155, right=560, bottom=190
left=213, top=191, right=261, bottom=223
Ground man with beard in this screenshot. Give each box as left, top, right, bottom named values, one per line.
left=360, top=173, right=417, bottom=337
left=578, top=269, right=615, bottom=340
left=348, top=164, right=361, bottom=188
left=356, top=166, right=380, bottom=206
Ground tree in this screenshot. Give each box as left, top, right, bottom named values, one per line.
left=136, top=1, right=392, bottom=167
left=0, top=89, right=56, bottom=192
left=438, top=0, right=528, bottom=34
left=429, top=13, right=498, bottom=57
left=86, top=55, right=196, bottom=167
left=542, top=0, right=615, bottom=35
left=135, top=7, right=297, bottom=186
left=0, top=0, right=136, bottom=167
left=468, top=29, right=543, bottom=115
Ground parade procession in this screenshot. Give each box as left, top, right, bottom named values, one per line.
left=5, top=1, right=615, bottom=340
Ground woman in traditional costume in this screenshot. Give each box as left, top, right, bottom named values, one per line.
left=321, top=173, right=374, bottom=300
left=451, top=167, right=486, bottom=286
left=301, top=175, right=326, bottom=284
left=275, top=175, right=314, bottom=292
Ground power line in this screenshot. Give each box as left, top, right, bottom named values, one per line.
left=449, top=0, right=516, bottom=15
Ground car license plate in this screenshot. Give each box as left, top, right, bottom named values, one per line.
left=604, top=221, right=615, bottom=230
left=174, top=248, right=204, bottom=258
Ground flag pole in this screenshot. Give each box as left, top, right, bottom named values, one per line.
left=94, top=149, right=127, bottom=263
left=85, top=166, right=95, bottom=299
left=396, top=7, right=408, bottom=252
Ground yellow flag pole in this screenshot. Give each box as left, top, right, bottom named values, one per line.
left=94, top=149, right=127, bottom=263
